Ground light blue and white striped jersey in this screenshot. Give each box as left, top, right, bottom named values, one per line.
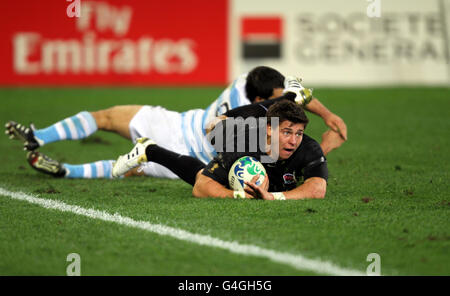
left=180, top=73, right=251, bottom=164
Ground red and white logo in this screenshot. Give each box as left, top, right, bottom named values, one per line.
left=241, top=17, right=283, bottom=59
left=282, top=173, right=296, bottom=185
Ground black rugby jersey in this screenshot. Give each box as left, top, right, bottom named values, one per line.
left=202, top=133, right=328, bottom=192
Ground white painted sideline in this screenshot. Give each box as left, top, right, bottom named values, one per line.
left=0, top=187, right=366, bottom=276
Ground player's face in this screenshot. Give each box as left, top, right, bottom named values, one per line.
left=273, top=120, right=305, bottom=160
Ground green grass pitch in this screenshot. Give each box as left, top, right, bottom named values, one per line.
left=0, top=86, right=448, bottom=275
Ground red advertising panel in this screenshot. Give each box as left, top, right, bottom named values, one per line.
left=0, top=0, right=228, bottom=86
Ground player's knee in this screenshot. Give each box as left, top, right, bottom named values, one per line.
left=91, top=108, right=114, bottom=131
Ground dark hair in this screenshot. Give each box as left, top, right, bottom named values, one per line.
left=266, top=100, right=309, bottom=127
left=245, top=66, right=285, bottom=102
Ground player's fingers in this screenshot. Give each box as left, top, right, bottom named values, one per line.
left=325, top=120, right=337, bottom=132
left=337, top=121, right=348, bottom=141
left=250, top=174, right=260, bottom=184
left=244, top=181, right=257, bottom=190
left=244, top=184, right=256, bottom=195
left=329, top=120, right=346, bottom=141
left=261, top=175, right=269, bottom=191
left=244, top=182, right=262, bottom=199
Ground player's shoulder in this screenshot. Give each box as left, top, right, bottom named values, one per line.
left=294, top=134, right=324, bottom=159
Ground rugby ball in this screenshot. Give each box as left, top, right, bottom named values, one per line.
left=228, top=156, right=266, bottom=191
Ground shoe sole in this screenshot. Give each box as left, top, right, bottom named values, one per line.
left=5, top=122, right=40, bottom=151
left=27, top=152, right=65, bottom=177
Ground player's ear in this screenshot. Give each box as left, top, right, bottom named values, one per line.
left=266, top=124, right=272, bottom=137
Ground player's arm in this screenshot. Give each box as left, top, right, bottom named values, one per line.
left=284, top=76, right=348, bottom=141
left=192, top=161, right=253, bottom=199
left=305, top=98, right=348, bottom=141
left=192, top=173, right=251, bottom=199
left=284, top=177, right=326, bottom=199
left=192, top=173, right=233, bottom=198
left=245, top=177, right=326, bottom=200
left=320, top=129, right=345, bottom=156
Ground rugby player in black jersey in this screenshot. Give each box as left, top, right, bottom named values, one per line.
left=194, top=100, right=327, bottom=200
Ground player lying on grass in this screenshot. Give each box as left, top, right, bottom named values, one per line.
left=19, top=90, right=343, bottom=181
left=6, top=66, right=346, bottom=178
left=112, top=100, right=327, bottom=200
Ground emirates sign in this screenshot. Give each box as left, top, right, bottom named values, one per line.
left=0, top=0, right=228, bottom=85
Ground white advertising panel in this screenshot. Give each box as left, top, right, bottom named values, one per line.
left=230, top=0, right=450, bottom=86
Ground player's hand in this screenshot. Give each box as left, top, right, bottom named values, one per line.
left=283, top=76, right=313, bottom=106
left=323, top=113, right=347, bottom=141
left=244, top=174, right=272, bottom=200
left=205, top=115, right=226, bottom=135
left=320, top=129, right=345, bottom=156
left=244, top=174, right=267, bottom=197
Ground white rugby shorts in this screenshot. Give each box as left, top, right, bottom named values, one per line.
left=128, top=106, right=189, bottom=179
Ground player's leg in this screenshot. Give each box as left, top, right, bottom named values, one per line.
left=145, top=144, right=206, bottom=186
left=27, top=151, right=116, bottom=179
left=23, top=105, right=142, bottom=179
left=91, top=105, right=142, bottom=139
left=6, top=111, right=98, bottom=150
left=62, top=160, right=116, bottom=179
left=126, top=105, right=202, bottom=181
left=6, top=105, right=142, bottom=150
left=112, top=138, right=205, bottom=186
left=29, top=141, right=205, bottom=183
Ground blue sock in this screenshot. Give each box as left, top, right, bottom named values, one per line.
left=63, top=160, right=115, bottom=179
left=34, top=111, right=97, bottom=145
